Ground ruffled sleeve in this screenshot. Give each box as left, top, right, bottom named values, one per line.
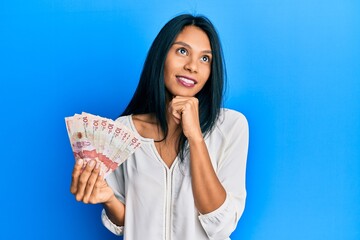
left=101, top=209, right=124, bottom=236
left=101, top=163, right=126, bottom=236
left=199, top=110, right=249, bottom=239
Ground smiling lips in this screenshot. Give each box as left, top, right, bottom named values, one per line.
left=176, top=76, right=197, bottom=88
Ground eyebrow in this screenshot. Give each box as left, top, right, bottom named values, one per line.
left=173, top=41, right=213, bottom=54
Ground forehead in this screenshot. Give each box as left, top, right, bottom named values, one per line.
left=174, top=25, right=211, bottom=50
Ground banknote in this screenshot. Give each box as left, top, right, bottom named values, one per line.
left=65, top=112, right=141, bottom=177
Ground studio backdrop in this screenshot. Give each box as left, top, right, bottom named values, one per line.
left=0, top=0, right=359, bottom=239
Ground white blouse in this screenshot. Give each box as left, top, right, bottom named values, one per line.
left=102, top=108, right=249, bottom=240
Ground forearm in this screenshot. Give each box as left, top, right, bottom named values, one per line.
left=189, top=137, right=226, bottom=214
left=103, top=195, right=126, bottom=226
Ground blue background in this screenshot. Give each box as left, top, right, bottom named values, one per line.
left=1, top=0, right=359, bottom=239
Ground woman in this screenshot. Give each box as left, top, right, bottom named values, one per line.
left=70, top=14, right=249, bottom=240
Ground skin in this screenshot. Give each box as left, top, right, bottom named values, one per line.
left=70, top=25, right=226, bottom=227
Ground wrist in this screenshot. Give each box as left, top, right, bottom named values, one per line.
left=102, top=195, right=125, bottom=227
left=104, top=194, right=117, bottom=206
left=187, top=134, right=204, bottom=144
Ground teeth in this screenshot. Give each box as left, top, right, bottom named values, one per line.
left=178, top=77, right=195, bottom=84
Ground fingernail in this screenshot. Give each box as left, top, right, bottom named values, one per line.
left=89, top=160, right=95, bottom=167
left=95, top=162, right=100, bottom=169
left=77, top=159, right=83, bottom=165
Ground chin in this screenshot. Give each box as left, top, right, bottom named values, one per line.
left=176, top=92, right=196, bottom=97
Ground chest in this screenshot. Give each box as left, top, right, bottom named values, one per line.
left=154, top=140, right=178, bottom=168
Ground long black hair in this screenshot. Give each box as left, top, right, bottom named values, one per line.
left=121, top=14, right=226, bottom=160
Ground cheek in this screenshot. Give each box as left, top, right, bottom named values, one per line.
left=164, top=60, right=172, bottom=81
left=164, top=57, right=176, bottom=76
left=201, top=65, right=211, bottom=81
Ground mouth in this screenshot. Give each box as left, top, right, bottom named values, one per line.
left=176, top=76, right=197, bottom=88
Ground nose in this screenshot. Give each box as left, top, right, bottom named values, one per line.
left=184, top=57, right=198, bottom=73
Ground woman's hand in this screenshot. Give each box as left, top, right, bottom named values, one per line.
left=169, top=96, right=203, bottom=141
left=70, top=159, right=114, bottom=204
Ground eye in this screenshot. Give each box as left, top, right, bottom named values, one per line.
left=201, top=55, right=211, bottom=63
left=177, top=47, right=188, bottom=55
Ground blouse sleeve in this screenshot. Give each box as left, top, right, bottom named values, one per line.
left=101, top=164, right=126, bottom=236
left=101, top=209, right=124, bottom=236
left=198, top=110, right=249, bottom=239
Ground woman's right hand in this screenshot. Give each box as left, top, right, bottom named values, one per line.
left=70, top=159, right=114, bottom=204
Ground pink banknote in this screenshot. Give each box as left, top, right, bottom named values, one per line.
left=65, top=112, right=141, bottom=177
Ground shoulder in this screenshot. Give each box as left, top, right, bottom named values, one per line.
left=206, top=108, right=249, bottom=143
left=115, top=114, right=131, bottom=126
left=205, top=108, right=249, bottom=162
left=131, top=114, right=157, bottom=132
left=131, top=114, right=156, bottom=125
left=205, top=108, right=248, bottom=143
left=216, top=108, right=248, bottom=132
left=119, top=113, right=158, bottom=140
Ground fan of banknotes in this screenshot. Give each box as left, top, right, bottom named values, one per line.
left=65, top=112, right=141, bottom=178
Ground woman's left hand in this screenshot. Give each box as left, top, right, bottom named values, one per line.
left=169, top=96, right=203, bottom=141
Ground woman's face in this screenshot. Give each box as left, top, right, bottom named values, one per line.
left=164, top=25, right=212, bottom=97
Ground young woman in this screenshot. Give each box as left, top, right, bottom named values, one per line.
left=70, top=14, right=249, bottom=240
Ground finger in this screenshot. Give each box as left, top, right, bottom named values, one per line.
left=83, top=162, right=101, bottom=203
left=75, top=160, right=97, bottom=202
left=70, top=159, right=84, bottom=194
left=172, top=109, right=182, bottom=124
left=173, top=99, right=199, bottom=118
left=173, top=96, right=198, bottom=108
left=168, top=101, right=183, bottom=123
left=171, top=96, right=189, bottom=104
left=89, top=171, right=106, bottom=203
left=171, top=99, right=191, bottom=112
